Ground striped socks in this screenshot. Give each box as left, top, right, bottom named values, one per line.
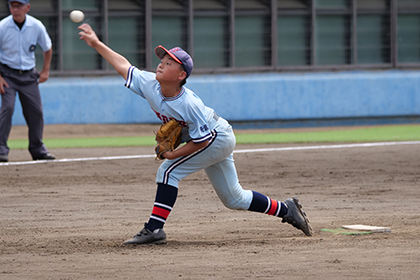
left=146, top=187, right=287, bottom=231
left=146, top=183, right=178, bottom=231
left=248, top=191, right=288, bottom=217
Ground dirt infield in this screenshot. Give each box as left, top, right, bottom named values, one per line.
left=1, top=125, right=420, bottom=279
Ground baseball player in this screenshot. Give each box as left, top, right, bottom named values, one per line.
left=78, top=23, right=313, bottom=245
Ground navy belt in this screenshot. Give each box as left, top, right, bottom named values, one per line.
left=0, top=63, right=32, bottom=74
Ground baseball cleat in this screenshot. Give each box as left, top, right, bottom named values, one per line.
left=0, top=154, right=8, bottom=162
left=33, top=152, right=56, bottom=161
left=123, top=223, right=167, bottom=245
left=282, top=197, right=313, bottom=236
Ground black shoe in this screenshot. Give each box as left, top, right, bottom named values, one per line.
left=123, top=223, right=167, bottom=245
left=33, top=153, right=56, bottom=161
left=0, top=154, right=8, bottom=162
left=282, top=197, right=313, bottom=236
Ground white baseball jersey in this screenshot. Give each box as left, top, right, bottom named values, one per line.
left=124, top=66, right=253, bottom=210
left=125, top=66, right=218, bottom=144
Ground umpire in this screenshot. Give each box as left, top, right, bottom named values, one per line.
left=0, top=0, right=55, bottom=162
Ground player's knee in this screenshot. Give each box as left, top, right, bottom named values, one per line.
left=32, top=107, right=44, bottom=117
left=156, top=164, right=181, bottom=188
left=219, top=189, right=252, bottom=210
left=221, top=201, right=238, bottom=210
left=221, top=199, right=247, bottom=210
left=0, top=103, right=15, bottom=116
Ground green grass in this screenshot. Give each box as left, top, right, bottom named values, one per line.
left=8, top=124, right=420, bottom=149
left=235, top=125, right=420, bottom=144
left=9, top=136, right=157, bottom=149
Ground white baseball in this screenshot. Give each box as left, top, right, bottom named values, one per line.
left=70, top=10, right=85, bottom=23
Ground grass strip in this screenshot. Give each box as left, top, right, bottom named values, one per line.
left=235, top=125, right=420, bottom=144
left=9, top=136, right=156, bottom=149
left=7, top=124, right=420, bottom=149
left=320, top=228, right=372, bottom=235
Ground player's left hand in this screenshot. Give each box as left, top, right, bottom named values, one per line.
left=38, top=70, right=49, bottom=84
left=161, top=151, right=176, bottom=160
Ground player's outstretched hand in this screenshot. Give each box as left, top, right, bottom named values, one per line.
left=77, top=23, right=132, bottom=80
left=78, top=23, right=100, bottom=47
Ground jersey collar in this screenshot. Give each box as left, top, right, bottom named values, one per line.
left=160, top=87, right=185, bottom=101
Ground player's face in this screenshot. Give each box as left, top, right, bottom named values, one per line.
left=156, top=55, right=186, bottom=85
left=9, top=2, right=30, bottom=23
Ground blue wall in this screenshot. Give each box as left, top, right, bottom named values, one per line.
left=10, top=70, right=420, bottom=126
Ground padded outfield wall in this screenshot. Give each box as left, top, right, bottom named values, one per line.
left=10, top=70, right=420, bottom=128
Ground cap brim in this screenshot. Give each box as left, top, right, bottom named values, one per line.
left=155, top=45, right=182, bottom=65
left=8, top=0, right=29, bottom=4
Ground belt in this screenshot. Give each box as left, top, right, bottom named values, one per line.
left=0, top=63, right=32, bottom=74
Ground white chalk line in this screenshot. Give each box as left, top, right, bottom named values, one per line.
left=1, top=141, right=420, bottom=167
left=233, top=141, right=420, bottom=153
left=0, top=154, right=154, bottom=166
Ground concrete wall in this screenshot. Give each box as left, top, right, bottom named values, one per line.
left=10, top=70, right=420, bottom=126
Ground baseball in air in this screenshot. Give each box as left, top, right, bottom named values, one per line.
left=70, top=10, right=85, bottom=23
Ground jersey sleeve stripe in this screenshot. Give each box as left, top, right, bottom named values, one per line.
left=124, top=66, right=135, bottom=88
left=192, top=133, right=212, bottom=143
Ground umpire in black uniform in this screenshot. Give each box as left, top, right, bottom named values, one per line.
left=0, top=0, right=55, bottom=162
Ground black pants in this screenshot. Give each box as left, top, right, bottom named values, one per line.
left=0, top=64, right=48, bottom=159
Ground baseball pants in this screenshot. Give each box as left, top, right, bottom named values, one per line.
left=0, top=65, right=48, bottom=158
left=156, top=119, right=253, bottom=210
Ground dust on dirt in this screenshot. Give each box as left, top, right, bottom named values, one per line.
left=1, top=124, right=419, bottom=279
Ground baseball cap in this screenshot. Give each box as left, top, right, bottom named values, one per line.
left=8, top=0, right=30, bottom=4
left=155, top=45, right=193, bottom=78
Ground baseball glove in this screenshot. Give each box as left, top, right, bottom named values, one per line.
left=154, top=119, right=182, bottom=160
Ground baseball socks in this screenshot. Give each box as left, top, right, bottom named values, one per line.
left=248, top=191, right=313, bottom=236
left=145, top=183, right=178, bottom=231
left=123, top=183, right=177, bottom=245
left=248, top=191, right=288, bottom=217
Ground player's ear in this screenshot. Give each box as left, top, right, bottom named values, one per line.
left=178, top=70, right=187, bottom=81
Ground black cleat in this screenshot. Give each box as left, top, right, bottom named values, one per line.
left=33, top=153, right=56, bottom=161
left=282, top=197, right=313, bottom=236
left=0, top=154, right=8, bottom=162
left=123, top=224, right=167, bottom=245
